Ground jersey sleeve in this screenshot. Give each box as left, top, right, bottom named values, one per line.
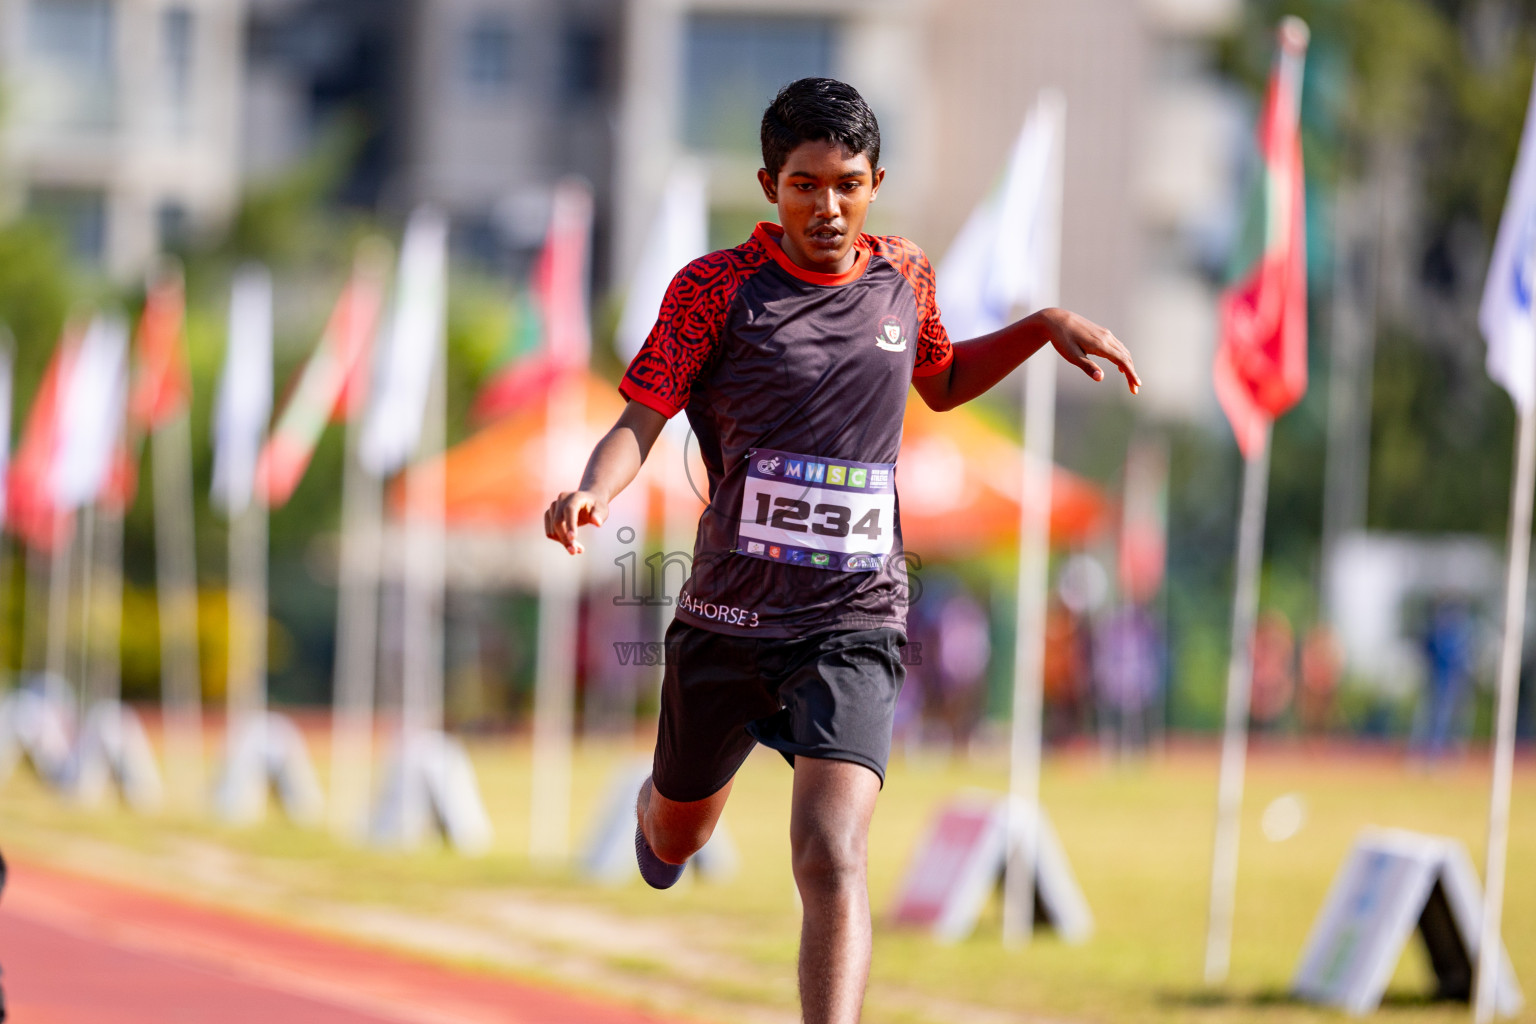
left=869, top=235, right=954, bottom=377
left=620, top=250, right=754, bottom=417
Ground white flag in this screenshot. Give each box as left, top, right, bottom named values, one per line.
left=938, top=91, right=1065, bottom=341
left=616, top=163, right=709, bottom=362
left=360, top=207, right=448, bottom=476
left=212, top=266, right=274, bottom=513
left=1481, top=71, right=1536, bottom=413
left=52, top=315, right=127, bottom=510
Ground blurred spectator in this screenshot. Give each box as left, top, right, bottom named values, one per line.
left=899, top=575, right=990, bottom=752
left=579, top=593, right=651, bottom=735
left=1298, top=623, right=1343, bottom=734
left=1250, top=610, right=1296, bottom=731
left=1093, top=604, right=1161, bottom=756
left=1043, top=596, right=1090, bottom=744
left=1413, top=599, right=1478, bottom=758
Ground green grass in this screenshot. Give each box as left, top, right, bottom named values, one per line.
left=1, top=732, right=1532, bottom=1024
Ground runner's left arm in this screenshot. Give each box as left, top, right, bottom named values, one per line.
left=912, top=307, right=1140, bottom=412
left=544, top=400, right=668, bottom=555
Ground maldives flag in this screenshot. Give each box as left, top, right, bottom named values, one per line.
left=472, top=179, right=593, bottom=422
left=254, top=251, right=387, bottom=507
left=130, top=266, right=191, bottom=432
left=1213, top=18, right=1310, bottom=459
left=7, top=330, right=75, bottom=550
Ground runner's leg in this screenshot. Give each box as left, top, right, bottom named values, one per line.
left=637, top=775, right=734, bottom=865
left=790, top=757, right=880, bottom=1024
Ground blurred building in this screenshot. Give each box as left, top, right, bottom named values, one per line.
left=614, top=0, right=1243, bottom=421
left=0, top=0, right=1244, bottom=360
left=0, top=0, right=245, bottom=276
left=245, top=0, right=622, bottom=276
left=243, top=0, right=406, bottom=208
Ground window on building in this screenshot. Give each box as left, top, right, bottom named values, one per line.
left=27, top=0, right=116, bottom=130
left=462, top=14, right=515, bottom=96
left=560, top=24, right=604, bottom=105
left=682, top=14, right=835, bottom=154
left=157, top=200, right=189, bottom=252
left=29, top=186, right=107, bottom=265
left=162, top=5, right=194, bottom=136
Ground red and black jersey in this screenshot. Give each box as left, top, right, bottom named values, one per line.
left=621, top=222, right=953, bottom=639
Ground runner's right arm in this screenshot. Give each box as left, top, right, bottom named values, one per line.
left=544, top=400, right=668, bottom=555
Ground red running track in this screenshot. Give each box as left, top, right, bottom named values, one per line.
left=0, top=860, right=691, bottom=1024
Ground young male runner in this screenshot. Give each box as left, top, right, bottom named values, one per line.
left=545, top=78, right=1138, bottom=1024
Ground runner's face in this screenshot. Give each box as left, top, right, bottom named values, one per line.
left=758, top=140, right=883, bottom=275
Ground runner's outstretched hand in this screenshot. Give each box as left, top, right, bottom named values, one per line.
left=1036, top=307, right=1141, bottom=395
left=542, top=401, right=667, bottom=555
left=545, top=490, right=609, bottom=555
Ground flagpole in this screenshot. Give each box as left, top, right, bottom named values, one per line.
left=329, top=416, right=382, bottom=838
left=1003, top=352, right=1056, bottom=946
left=1474, top=398, right=1535, bottom=1023
left=45, top=514, right=71, bottom=698
left=395, top=307, right=448, bottom=842
left=1204, top=424, right=1272, bottom=984
left=530, top=373, right=583, bottom=863
left=22, top=541, right=48, bottom=681
left=226, top=489, right=269, bottom=807
left=153, top=409, right=204, bottom=811
left=90, top=498, right=124, bottom=709
left=75, top=503, right=95, bottom=719
left=1002, top=88, right=1065, bottom=948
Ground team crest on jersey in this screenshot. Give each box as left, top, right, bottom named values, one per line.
left=874, top=314, right=908, bottom=353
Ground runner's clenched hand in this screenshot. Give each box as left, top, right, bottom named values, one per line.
left=545, top=490, right=609, bottom=555
left=1036, top=307, right=1141, bottom=395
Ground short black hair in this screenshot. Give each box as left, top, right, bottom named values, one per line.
left=760, top=78, right=881, bottom=179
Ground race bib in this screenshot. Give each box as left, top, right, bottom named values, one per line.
left=736, top=448, right=895, bottom=572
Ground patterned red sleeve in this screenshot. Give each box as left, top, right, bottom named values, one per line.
left=620, top=244, right=770, bottom=416
left=869, top=235, right=953, bottom=377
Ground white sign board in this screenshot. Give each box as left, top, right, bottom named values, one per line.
left=889, top=793, right=1092, bottom=944
left=1293, top=827, right=1523, bottom=1016
left=371, top=730, right=493, bottom=855
left=215, top=712, right=325, bottom=827
left=0, top=675, right=75, bottom=785
left=581, top=761, right=737, bottom=884
left=72, top=701, right=162, bottom=811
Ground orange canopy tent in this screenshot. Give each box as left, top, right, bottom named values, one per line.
left=896, top=393, right=1108, bottom=554
left=409, top=372, right=1107, bottom=555
left=401, top=370, right=705, bottom=533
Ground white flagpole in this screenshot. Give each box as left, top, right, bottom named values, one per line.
left=397, top=314, right=447, bottom=834
left=45, top=513, right=72, bottom=694
left=530, top=374, right=584, bottom=863
left=74, top=504, right=95, bottom=718
left=23, top=541, right=49, bottom=681
left=88, top=497, right=124, bottom=709
left=1002, top=89, right=1066, bottom=947
left=1204, top=424, right=1273, bottom=984
left=1474, top=399, right=1535, bottom=1023
left=328, top=417, right=382, bottom=838
left=153, top=408, right=204, bottom=809
left=226, top=489, right=269, bottom=796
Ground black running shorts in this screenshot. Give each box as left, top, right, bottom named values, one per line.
left=651, top=619, right=906, bottom=803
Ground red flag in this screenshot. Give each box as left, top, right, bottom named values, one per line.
left=472, top=179, right=593, bottom=422
left=255, top=251, right=387, bottom=507
left=1213, top=20, right=1309, bottom=459
left=130, top=268, right=191, bottom=431
left=8, top=329, right=77, bottom=550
